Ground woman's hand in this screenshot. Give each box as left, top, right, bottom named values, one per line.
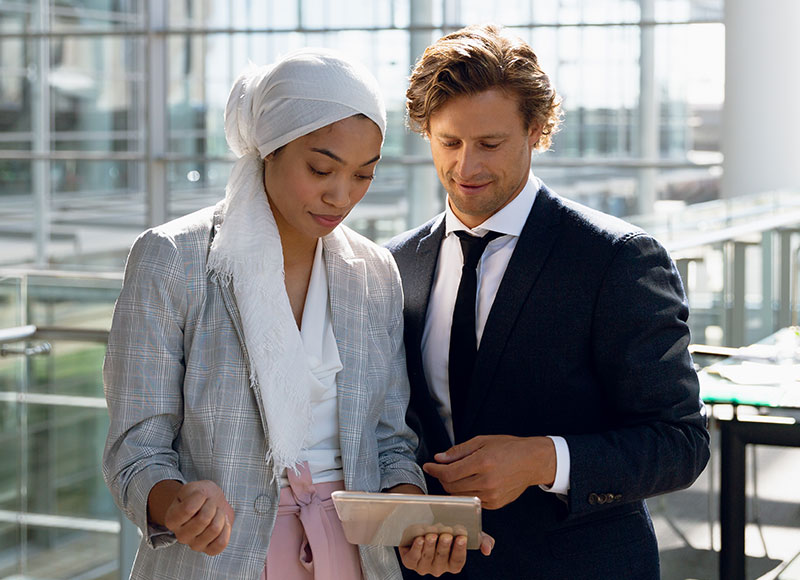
left=148, top=479, right=235, bottom=556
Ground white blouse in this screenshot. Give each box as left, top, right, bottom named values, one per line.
left=279, top=240, right=344, bottom=486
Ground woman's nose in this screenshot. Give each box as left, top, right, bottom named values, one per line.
left=322, top=179, right=350, bottom=208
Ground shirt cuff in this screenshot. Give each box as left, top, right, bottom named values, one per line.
left=539, top=435, right=570, bottom=495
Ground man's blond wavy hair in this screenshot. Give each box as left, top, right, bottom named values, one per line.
left=406, top=24, right=562, bottom=151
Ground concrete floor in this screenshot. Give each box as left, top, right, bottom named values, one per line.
left=650, top=413, right=800, bottom=580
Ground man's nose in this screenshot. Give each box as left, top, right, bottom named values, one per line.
left=455, top=146, right=480, bottom=179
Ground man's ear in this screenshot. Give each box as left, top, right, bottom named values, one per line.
left=527, top=122, right=544, bottom=149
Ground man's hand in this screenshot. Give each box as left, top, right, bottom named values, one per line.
left=422, top=435, right=556, bottom=510
left=398, top=531, right=494, bottom=576
left=148, top=480, right=235, bottom=556
left=386, top=482, right=493, bottom=574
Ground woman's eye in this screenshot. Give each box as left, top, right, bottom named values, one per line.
left=309, top=166, right=331, bottom=176
left=356, top=173, right=375, bottom=181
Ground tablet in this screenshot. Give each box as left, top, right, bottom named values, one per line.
left=331, top=491, right=482, bottom=549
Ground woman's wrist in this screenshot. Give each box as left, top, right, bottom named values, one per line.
left=147, top=479, right=184, bottom=526
left=385, top=483, right=424, bottom=495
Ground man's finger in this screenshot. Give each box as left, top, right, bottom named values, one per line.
left=433, top=436, right=484, bottom=463
left=420, top=533, right=438, bottom=564
left=399, top=537, right=425, bottom=569
left=434, top=532, right=453, bottom=558
left=423, top=458, right=487, bottom=489
left=423, top=455, right=481, bottom=484
left=449, top=535, right=469, bottom=570
left=479, top=532, right=495, bottom=556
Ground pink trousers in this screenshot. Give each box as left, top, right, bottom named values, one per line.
left=260, top=462, right=363, bottom=580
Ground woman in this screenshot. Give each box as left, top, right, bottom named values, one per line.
left=102, top=49, right=449, bottom=580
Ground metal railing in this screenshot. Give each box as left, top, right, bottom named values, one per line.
left=0, top=271, right=135, bottom=580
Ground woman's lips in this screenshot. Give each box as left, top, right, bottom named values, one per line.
left=312, top=213, right=344, bottom=227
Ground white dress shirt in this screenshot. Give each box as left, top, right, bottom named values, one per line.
left=280, top=239, right=344, bottom=486
left=421, top=174, right=570, bottom=495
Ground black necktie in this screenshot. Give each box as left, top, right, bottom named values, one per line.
left=448, top=230, right=503, bottom=435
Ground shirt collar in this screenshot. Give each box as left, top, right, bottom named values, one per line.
left=445, top=172, right=540, bottom=237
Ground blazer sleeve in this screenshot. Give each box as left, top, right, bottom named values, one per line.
left=102, top=229, right=189, bottom=548
left=372, top=252, right=427, bottom=493
left=564, top=232, right=709, bottom=515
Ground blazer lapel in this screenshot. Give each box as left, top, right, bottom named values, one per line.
left=210, top=205, right=275, bottom=442
left=211, top=203, right=250, bottom=373
left=459, top=185, right=563, bottom=438
left=323, top=229, right=367, bottom=491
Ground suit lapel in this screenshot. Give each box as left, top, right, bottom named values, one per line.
left=404, top=215, right=445, bottom=354
left=459, top=185, right=563, bottom=438
left=323, top=229, right=367, bottom=491
left=401, top=216, right=457, bottom=453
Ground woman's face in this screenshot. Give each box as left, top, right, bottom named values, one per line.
left=263, top=115, right=382, bottom=246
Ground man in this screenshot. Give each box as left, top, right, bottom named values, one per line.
left=387, top=24, right=710, bottom=579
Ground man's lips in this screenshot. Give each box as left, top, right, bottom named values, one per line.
left=453, top=180, right=491, bottom=192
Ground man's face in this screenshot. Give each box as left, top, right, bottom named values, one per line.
left=426, top=89, right=541, bottom=228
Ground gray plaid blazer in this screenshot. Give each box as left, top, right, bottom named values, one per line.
left=103, top=203, right=425, bottom=580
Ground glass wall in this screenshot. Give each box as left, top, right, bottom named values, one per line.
left=0, top=1, right=727, bottom=577
left=0, top=0, right=724, bottom=271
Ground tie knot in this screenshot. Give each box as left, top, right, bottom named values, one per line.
left=455, top=230, right=503, bottom=270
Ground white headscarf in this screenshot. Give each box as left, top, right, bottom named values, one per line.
left=206, top=48, right=386, bottom=479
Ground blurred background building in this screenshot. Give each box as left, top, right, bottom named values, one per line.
left=1, top=1, right=799, bottom=578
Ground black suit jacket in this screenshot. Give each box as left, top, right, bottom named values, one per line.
left=387, top=183, right=710, bottom=580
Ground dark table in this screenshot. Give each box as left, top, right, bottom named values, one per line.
left=697, top=327, right=800, bottom=580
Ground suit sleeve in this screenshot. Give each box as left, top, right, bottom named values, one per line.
left=563, top=233, right=709, bottom=515
left=102, top=230, right=189, bottom=547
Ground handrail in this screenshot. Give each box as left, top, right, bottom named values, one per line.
left=623, top=189, right=800, bottom=255
left=34, top=326, right=109, bottom=342
left=664, top=206, right=800, bottom=255
left=0, top=324, right=108, bottom=344
left=0, top=268, right=123, bottom=281
left=0, top=324, right=37, bottom=343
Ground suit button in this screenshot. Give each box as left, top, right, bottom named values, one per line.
left=254, top=493, right=273, bottom=514
left=588, top=493, right=599, bottom=505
